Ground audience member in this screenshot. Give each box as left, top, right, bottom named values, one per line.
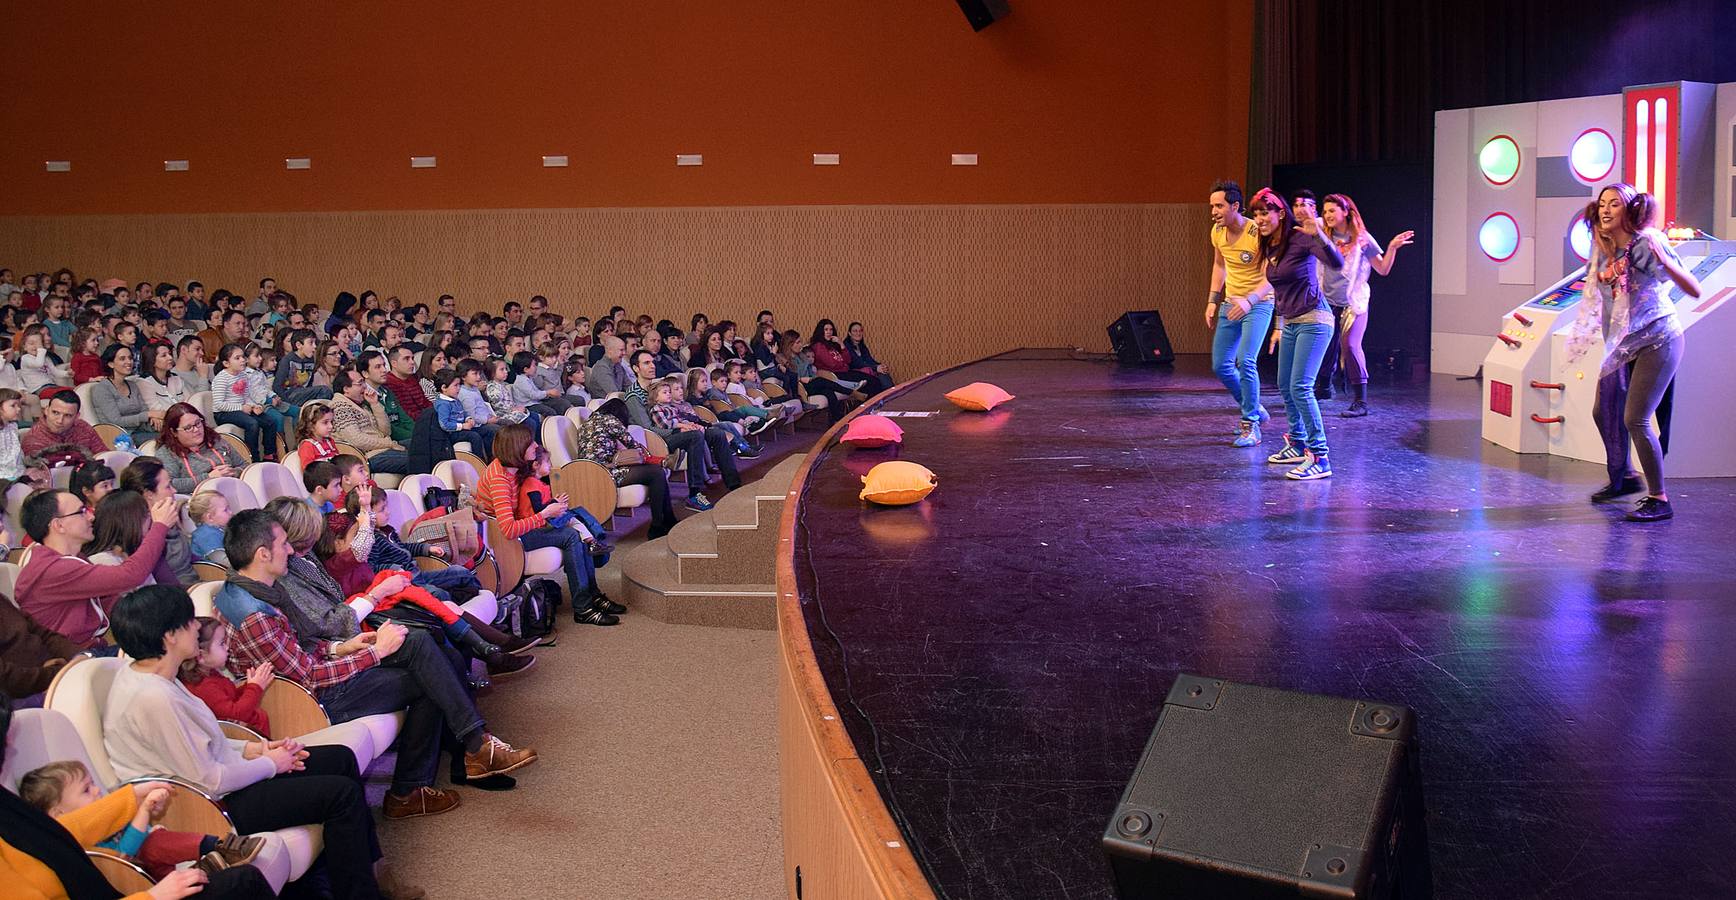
left=190, top=489, right=233, bottom=566
left=21, top=390, right=105, bottom=469
left=575, top=398, right=677, bottom=539
left=155, top=402, right=246, bottom=492
left=16, top=487, right=177, bottom=649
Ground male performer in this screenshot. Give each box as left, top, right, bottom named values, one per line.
left=1206, top=180, right=1273, bottom=447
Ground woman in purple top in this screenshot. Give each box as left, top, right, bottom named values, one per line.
left=1249, top=188, right=1343, bottom=480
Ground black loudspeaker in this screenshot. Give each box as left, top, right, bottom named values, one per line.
left=1103, top=675, right=1430, bottom=899
left=954, top=0, right=1011, bottom=31
left=1107, top=311, right=1174, bottom=366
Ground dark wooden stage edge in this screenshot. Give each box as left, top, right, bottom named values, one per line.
left=777, top=348, right=1736, bottom=900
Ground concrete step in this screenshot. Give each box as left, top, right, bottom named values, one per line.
left=667, top=454, right=804, bottom=585
left=620, top=539, right=775, bottom=629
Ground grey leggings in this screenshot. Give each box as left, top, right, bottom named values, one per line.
left=1596, top=335, right=1683, bottom=495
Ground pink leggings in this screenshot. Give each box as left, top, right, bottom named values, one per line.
left=1340, top=309, right=1370, bottom=385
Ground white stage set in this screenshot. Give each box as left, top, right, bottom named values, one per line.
left=1432, top=80, right=1736, bottom=477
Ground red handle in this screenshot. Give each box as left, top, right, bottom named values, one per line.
left=1530, top=381, right=1564, bottom=390
left=1531, top=414, right=1564, bottom=424
left=1512, top=312, right=1534, bottom=327
left=1498, top=334, right=1521, bottom=347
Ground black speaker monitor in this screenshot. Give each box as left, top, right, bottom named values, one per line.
left=1107, top=310, right=1174, bottom=366
left=1103, top=675, right=1430, bottom=899
left=955, top=0, right=1011, bottom=31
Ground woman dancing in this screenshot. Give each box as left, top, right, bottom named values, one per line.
left=1319, top=193, right=1413, bottom=418
left=1251, top=188, right=1343, bottom=480
left=1567, top=183, right=1700, bottom=521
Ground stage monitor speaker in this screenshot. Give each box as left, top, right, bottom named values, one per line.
left=955, top=0, right=1010, bottom=31
left=1107, top=311, right=1174, bottom=365
left=1103, top=675, right=1430, bottom=900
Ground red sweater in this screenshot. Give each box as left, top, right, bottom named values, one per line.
left=811, top=340, right=851, bottom=374
left=298, top=437, right=337, bottom=467
left=70, top=353, right=105, bottom=385
left=182, top=670, right=271, bottom=735
left=384, top=373, right=431, bottom=421
left=15, top=526, right=168, bottom=648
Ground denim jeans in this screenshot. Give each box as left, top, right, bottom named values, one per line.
left=663, top=427, right=741, bottom=492
left=412, top=564, right=481, bottom=604
left=216, top=410, right=282, bottom=462
left=317, top=629, right=482, bottom=792
left=1277, top=320, right=1334, bottom=454
left=521, top=524, right=596, bottom=600
left=365, top=448, right=410, bottom=474
left=1211, top=302, right=1275, bottom=422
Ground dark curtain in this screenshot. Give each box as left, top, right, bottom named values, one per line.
left=1249, top=0, right=1736, bottom=185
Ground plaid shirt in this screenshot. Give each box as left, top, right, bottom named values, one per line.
left=225, top=610, right=380, bottom=691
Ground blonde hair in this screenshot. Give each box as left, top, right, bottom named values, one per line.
left=18, top=760, right=90, bottom=813
left=266, top=494, right=323, bottom=549
left=188, top=490, right=227, bottom=525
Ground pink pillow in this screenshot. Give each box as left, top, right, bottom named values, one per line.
left=944, top=382, right=1014, bottom=411
left=840, top=414, right=903, bottom=448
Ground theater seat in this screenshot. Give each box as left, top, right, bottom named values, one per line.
left=200, top=476, right=260, bottom=514
left=396, top=474, right=446, bottom=516
left=242, top=461, right=308, bottom=503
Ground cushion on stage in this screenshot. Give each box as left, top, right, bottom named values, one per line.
left=840, top=414, right=904, bottom=448
left=859, top=461, right=937, bottom=505
left=944, top=382, right=1014, bottom=411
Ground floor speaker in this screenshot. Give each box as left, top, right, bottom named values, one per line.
left=954, top=0, right=1011, bottom=31
left=1107, top=310, right=1174, bottom=365
left=1103, top=675, right=1430, bottom=899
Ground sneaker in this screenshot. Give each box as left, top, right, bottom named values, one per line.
left=1266, top=439, right=1307, bottom=465
left=499, top=634, right=542, bottom=656
left=382, top=786, right=463, bottom=820
left=573, top=605, right=620, bottom=626
left=464, top=734, right=538, bottom=779
left=1232, top=420, right=1262, bottom=447
left=736, top=445, right=762, bottom=459
left=1626, top=496, right=1673, bottom=522
left=748, top=416, right=779, bottom=435
left=193, top=834, right=267, bottom=873
left=587, top=591, right=626, bottom=615
left=1591, top=477, right=1644, bottom=503
left=685, top=492, right=714, bottom=512
left=1340, top=401, right=1369, bottom=418
left=1286, top=454, right=1333, bottom=480
left=485, top=651, right=536, bottom=678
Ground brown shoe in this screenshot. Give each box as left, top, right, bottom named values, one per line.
left=193, top=833, right=266, bottom=874
left=464, top=734, right=538, bottom=779
left=382, top=786, right=463, bottom=819
left=376, top=863, right=427, bottom=900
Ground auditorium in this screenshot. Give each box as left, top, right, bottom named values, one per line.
left=2, top=2, right=1734, bottom=898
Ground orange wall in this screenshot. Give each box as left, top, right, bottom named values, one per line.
left=2, top=1, right=1250, bottom=213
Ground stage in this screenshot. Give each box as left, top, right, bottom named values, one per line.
left=785, top=349, right=1736, bottom=899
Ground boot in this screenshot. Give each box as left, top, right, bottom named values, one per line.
left=450, top=625, right=501, bottom=659
left=486, top=649, right=536, bottom=678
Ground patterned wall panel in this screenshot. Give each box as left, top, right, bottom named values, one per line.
left=0, top=204, right=1211, bottom=378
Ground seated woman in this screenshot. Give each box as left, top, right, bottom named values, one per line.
left=575, top=399, right=677, bottom=541
left=155, top=402, right=245, bottom=493
left=842, top=321, right=895, bottom=394
left=83, top=490, right=182, bottom=592
left=119, top=458, right=196, bottom=587
left=474, top=424, right=620, bottom=625
left=749, top=321, right=797, bottom=388
left=91, top=343, right=160, bottom=443
left=139, top=343, right=190, bottom=415
left=414, top=342, right=450, bottom=405
left=808, top=319, right=874, bottom=395
left=101, top=583, right=416, bottom=899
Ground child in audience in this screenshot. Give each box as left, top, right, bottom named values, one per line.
left=710, top=363, right=782, bottom=426
left=332, top=453, right=368, bottom=506
left=516, top=445, right=601, bottom=543
left=656, top=377, right=755, bottom=457
left=483, top=357, right=537, bottom=432
left=179, top=616, right=273, bottom=736
left=0, top=388, right=24, bottom=483
left=562, top=359, right=590, bottom=403
left=16, top=327, right=64, bottom=395
left=211, top=342, right=283, bottom=462
left=432, top=366, right=493, bottom=453
left=188, top=490, right=233, bottom=566
left=733, top=360, right=803, bottom=420
left=68, top=327, right=106, bottom=385
left=19, top=760, right=265, bottom=880
left=304, top=459, right=343, bottom=514
left=68, top=460, right=114, bottom=508
left=295, top=399, right=338, bottom=466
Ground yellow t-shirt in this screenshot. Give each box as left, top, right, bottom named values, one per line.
left=1212, top=221, right=1265, bottom=300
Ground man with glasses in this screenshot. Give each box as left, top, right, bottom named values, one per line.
left=16, top=488, right=180, bottom=650
left=467, top=337, right=492, bottom=362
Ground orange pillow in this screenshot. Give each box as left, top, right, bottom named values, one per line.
left=840, top=414, right=904, bottom=448
left=944, top=382, right=1014, bottom=411
left=859, top=461, right=937, bottom=506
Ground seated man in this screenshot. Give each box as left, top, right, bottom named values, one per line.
left=624, top=350, right=741, bottom=512
left=330, top=370, right=410, bottom=474
left=21, top=390, right=107, bottom=470
left=585, top=334, right=627, bottom=397
left=16, top=488, right=178, bottom=650
left=215, top=508, right=535, bottom=810
left=0, top=590, right=82, bottom=705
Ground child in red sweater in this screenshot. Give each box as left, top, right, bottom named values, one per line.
left=179, top=616, right=273, bottom=736
left=296, top=400, right=338, bottom=466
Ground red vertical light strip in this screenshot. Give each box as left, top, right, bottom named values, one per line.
left=1623, top=84, right=1681, bottom=225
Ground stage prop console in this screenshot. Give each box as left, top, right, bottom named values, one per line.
left=1481, top=240, right=1736, bottom=477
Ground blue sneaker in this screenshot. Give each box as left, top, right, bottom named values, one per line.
left=1286, top=454, right=1332, bottom=480
left=1254, top=404, right=1271, bottom=424
left=685, top=492, right=715, bottom=512
left=1233, top=420, right=1262, bottom=447
left=1266, top=438, right=1307, bottom=465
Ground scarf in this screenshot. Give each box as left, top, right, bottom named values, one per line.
left=1567, top=239, right=1632, bottom=377
left=0, top=787, right=122, bottom=900
left=215, top=573, right=289, bottom=626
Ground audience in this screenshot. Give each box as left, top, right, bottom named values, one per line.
left=119, top=457, right=197, bottom=586
left=21, top=390, right=105, bottom=469
left=155, top=402, right=246, bottom=492
left=625, top=350, right=742, bottom=512
left=17, top=487, right=176, bottom=649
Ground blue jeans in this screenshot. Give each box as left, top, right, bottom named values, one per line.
left=412, top=564, right=482, bottom=604
left=1277, top=321, right=1334, bottom=454
left=521, top=524, right=596, bottom=600
left=317, top=630, right=477, bottom=794
left=366, top=448, right=410, bottom=474
left=216, top=410, right=284, bottom=461
left=1210, top=302, right=1275, bottom=422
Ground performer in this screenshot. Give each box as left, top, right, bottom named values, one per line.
left=1205, top=180, right=1274, bottom=448
left=1251, top=188, right=1343, bottom=480
left=1319, top=193, right=1414, bottom=418
left=1567, top=184, right=1700, bottom=521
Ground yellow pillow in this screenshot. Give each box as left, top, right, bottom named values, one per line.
left=944, top=382, right=1015, bottom=411
left=859, top=461, right=938, bottom=506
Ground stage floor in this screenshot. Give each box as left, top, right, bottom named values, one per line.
left=790, top=350, right=1736, bottom=899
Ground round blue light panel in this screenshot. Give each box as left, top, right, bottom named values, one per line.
left=1480, top=213, right=1520, bottom=262
left=1570, top=129, right=1616, bottom=183
left=1569, top=216, right=1593, bottom=261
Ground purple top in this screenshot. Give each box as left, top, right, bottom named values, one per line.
left=1267, top=230, right=1344, bottom=319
